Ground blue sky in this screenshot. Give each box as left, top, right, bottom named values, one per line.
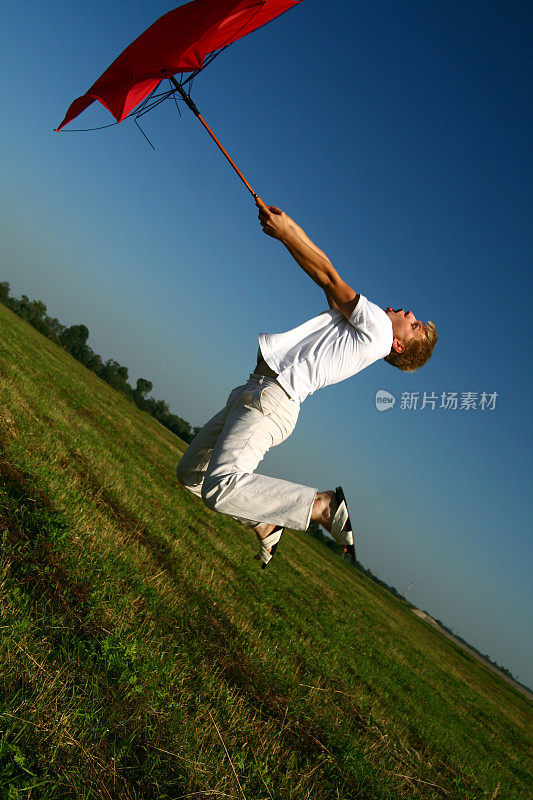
left=2, top=0, right=532, bottom=686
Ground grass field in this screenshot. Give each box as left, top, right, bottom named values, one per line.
left=1, top=302, right=531, bottom=800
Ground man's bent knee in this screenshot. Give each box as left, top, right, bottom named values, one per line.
left=201, top=473, right=237, bottom=514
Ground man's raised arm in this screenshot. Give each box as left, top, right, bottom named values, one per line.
left=256, top=201, right=359, bottom=318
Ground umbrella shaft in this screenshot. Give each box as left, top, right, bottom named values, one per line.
left=170, top=77, right=257, bottom=199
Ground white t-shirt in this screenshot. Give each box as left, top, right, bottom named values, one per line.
left=258, top=295, right=393, bottom=403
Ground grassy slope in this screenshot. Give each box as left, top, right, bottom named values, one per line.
left=0, top=302, right=531, bottom=800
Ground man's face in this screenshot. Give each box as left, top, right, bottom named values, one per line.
left=385, top=307, right=425, bottom=347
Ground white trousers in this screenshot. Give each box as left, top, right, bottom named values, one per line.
left=176, top=374, right=317, bottom=530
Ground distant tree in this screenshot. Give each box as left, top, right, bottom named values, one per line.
left=97, top=359, right=131, bottom=394
left=44, top=316, right=66, bottom=341
left=60, top=324, right=90, bottom=361
left=17, top=295, right=32, bottom=319
left=146, top=397, right=170, bottom=421
left=166, top=413, right=192, bottom=441
left=28, top=299, right=47, bottom=321
left=82, top=348, right=103, bottom=372
left=24, top=300, right=49, bottom=335
left=132, top=378, right=153, bottom=406
left=0, top=281, right=11, bottom=304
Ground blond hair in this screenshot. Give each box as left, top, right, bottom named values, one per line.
left=384, top=321, right=437, bottom=372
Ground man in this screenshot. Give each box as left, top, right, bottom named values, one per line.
left=177, top=201, right=437, bottom=568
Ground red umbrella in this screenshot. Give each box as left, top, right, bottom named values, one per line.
left=56, top=0, right=301, bottom=202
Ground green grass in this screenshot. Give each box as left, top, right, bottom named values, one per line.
left=0, top=301, right=531, bottom=800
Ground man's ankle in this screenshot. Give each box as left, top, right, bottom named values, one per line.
left=255, top=522, right=276, bottom=540
left=311, top=490, right=336, bottom=530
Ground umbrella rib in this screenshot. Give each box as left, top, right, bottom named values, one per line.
left=59, top=121, right=119, bottom=132
left=133, top=91, right=176, bottom=119
left=134, top=117, right=156, bottom=149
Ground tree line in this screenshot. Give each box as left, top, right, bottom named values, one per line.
left=430, top=615, right=527, bottom=688
left=0, top=282, right=200, bottom=444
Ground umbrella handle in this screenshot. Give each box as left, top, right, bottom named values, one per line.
left=170, top=78, right=266, bottom=208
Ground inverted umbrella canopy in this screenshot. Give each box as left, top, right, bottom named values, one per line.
left=56, top=0, right=300, bottom=131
